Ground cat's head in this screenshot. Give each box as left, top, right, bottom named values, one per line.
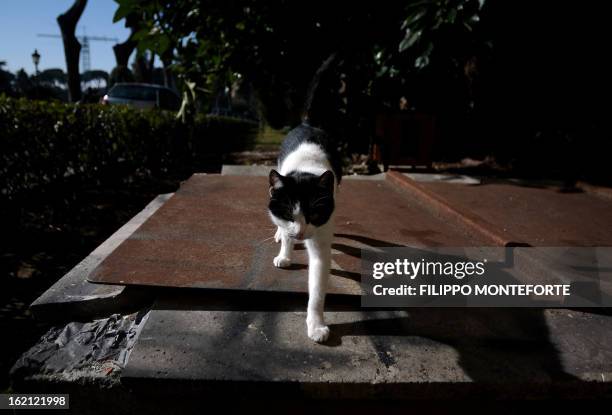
left=268, top=170, right=335, bottom=240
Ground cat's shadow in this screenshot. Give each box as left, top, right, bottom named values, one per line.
left=282, top=263, right=307, bottom=271
left=321, top=309, right=579, bottom=384
left=319, top=233, right=581, bottom=385
left=266, top=232, right=586, bottom=385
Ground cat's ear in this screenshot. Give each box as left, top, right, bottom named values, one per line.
left=269, top=169, right=284, bottom=193
left=318, top=170, right=335, bottom=192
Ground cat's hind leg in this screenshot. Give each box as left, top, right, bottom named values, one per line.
left=273, top=229, right=294, bottom=268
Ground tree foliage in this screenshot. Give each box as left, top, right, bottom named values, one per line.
left=112, top=1, right=492, bottom=127
left=81, top=70, right=109, bottom=88
left=110, top=0, right=612, bottom=183
left=113, top=1, right=413, bottom=123
left=0, top=96, right=257, bottom=200
left=39, top=68, right=68, bottom=87
left=0, top=61, right=15, bottom=95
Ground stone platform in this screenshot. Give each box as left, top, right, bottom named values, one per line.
left=10, top=168, right=612, bottom=407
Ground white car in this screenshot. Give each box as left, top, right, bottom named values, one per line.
left=101, top=83, right=180, bottom=111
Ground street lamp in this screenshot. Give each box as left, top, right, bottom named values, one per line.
left=31, top=49, right=41, bottom=75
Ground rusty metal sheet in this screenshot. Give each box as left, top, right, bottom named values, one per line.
left=415, top=180, right=612, bottom=246
left=88, top=174, right=487, bottom=294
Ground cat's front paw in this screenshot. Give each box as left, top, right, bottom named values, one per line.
left=273, top=255, right=292, bottom=268
left=274, top=228, right=282, bottom=243
left=307, top=324, right=330, bottom=343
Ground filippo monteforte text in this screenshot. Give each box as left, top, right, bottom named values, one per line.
left=372, top=284, right=570, bottom=297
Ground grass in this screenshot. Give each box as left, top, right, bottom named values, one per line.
left=253, top=124, right=286, bottom=147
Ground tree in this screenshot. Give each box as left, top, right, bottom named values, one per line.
left=81, top=70, right=109, bottom=89
left=132, top=51, right=154, bottom=84
left=57, top=0, right=87, bottom=102
left=109, top=66, right=134, bottom=87
left=38, top=68, right=67, bottom=88
left=13, top=69, right=33, bottom=96
left=0, top=61, right=15, bottom=95
left=113, top=1, right=409, bottom=125
left=112, top=10, right=139, bottom=81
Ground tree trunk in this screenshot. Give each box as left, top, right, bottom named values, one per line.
left=161, top=50, right=175, bottom=90
left=113, top=39, right=137, bottom=68
left=57, top=0, right=87, bottom=102
left=134, top=53, right=153, bottom=83
left=113, top=13, right=139, bottom=68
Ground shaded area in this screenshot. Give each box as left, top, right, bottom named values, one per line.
left=119, top=303, right=612, bottom=399
left=327, top=309, right=578, bottom=384
left=0, top=179, right=179, bottom=391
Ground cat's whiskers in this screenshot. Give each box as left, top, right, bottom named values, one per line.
left=310, top=196, right=329, bottom=206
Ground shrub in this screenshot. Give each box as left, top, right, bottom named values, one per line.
left=0, top=96, right=257, bottom=200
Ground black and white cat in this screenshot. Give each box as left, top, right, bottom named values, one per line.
left=268, top=123, right=342, bottom=343
left=267, top=53, right=344, bottom=343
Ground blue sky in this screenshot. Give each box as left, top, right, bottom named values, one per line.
left=0, top=0, right=131, bottom=75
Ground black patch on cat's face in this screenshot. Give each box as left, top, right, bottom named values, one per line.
left=268, top=170, right=335, bottom=227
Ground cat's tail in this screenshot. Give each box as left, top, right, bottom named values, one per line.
left=302, top=52, right=342, bottom=130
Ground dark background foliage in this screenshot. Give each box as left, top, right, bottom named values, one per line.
left=0, top=96, right=257, bottom=201
left=112, top=0, right=611, bottom=183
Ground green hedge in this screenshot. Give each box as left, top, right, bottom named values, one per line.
left=0, top=96, right=257, bottom=200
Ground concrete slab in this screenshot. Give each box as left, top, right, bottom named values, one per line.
left=88, top=175, right=488, bottom=293
left=221, top=164, right=271, bottom=176
left=123, top=302, right=612, bottom=399
left=221, top=164, right=386, bottom=180
left=405, top=172, right=480, bottom=185
left=30, top=194, right=172, bottom=321
left=343, top=173, right=387, bottom=181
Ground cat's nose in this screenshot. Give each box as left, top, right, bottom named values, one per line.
left=296, top=231, right=305, bottom=240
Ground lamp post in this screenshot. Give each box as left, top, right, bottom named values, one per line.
left=31, top=49, right=41, bottom=76
left=31, top=49, right=41, bottom=99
